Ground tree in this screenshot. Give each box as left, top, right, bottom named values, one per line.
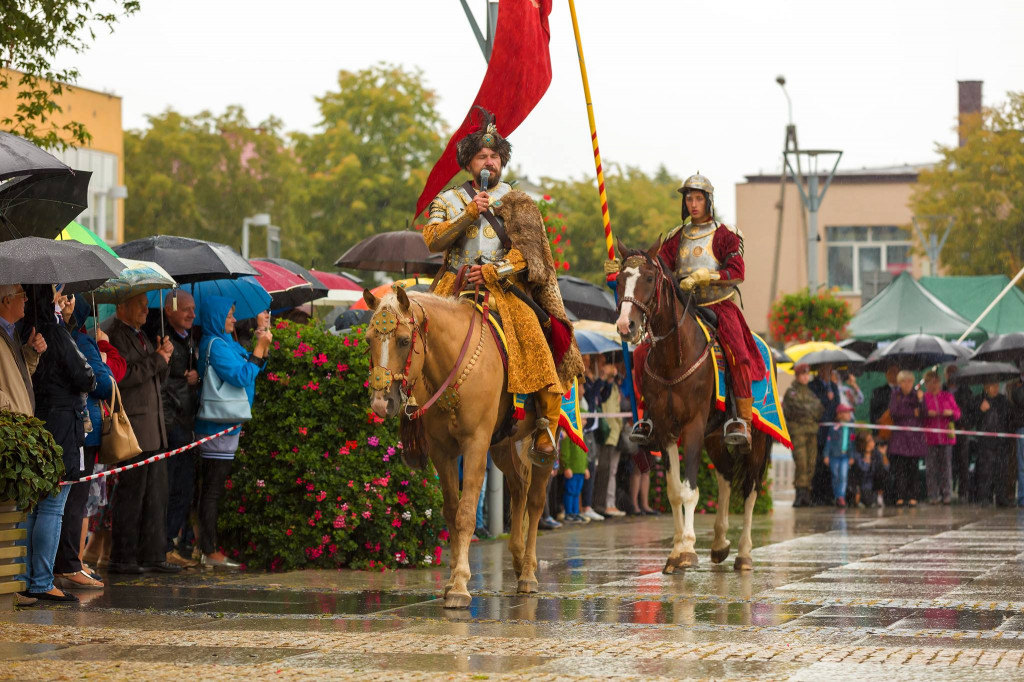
left=124, top=107, right=316, bottom=260
left=1, top=0, right=140, bottom=148
left=540, top=164, right=681, bottom=283
left=912, top=92, right=1024, bottom=279
left=293, top=64, right=447, bottom=262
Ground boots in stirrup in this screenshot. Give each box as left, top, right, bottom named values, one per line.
left=724, top=397, right=753, bottom=453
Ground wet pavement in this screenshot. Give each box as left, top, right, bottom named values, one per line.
left=3, top=504, right=1024, bottom=680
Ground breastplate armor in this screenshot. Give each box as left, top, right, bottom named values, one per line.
left=674, top=222, right=735, bottom=306
left=445, top=182, right=512, bottom=271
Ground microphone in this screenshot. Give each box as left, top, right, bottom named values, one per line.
left=479, top=169, right=490, bottom=191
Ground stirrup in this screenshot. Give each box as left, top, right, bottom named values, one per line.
left=629, top=419, right=653, bottom=445
left=528, top=417, right=557, bottom=467
left=723, top=418, right=751, bottom=448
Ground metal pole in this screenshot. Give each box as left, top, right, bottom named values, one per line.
left=807, top=172, right=819, bottom=291
left=956, top=264, right=1024, bottom=343
left=568, top=0, right=638, bottom=421
left=241, top=218, right=251, bottom=260
left=768, top=123, right=799, bottom=338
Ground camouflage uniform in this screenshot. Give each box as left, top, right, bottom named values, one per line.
left=783, top=382, right=824, bottom=492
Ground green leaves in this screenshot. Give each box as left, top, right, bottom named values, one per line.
left=0, top=411, right=65, bottom=510
left=769, top=288, right=852, bottom=344
left=0, top=1, right=140, bottom=148
left=912, top=91, right=1024, bottom=279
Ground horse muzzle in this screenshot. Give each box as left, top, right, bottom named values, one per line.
left=370, top=383, right=401, bottom=419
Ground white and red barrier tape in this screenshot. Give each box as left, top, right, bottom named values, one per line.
left=60, top=424, right=241, bottom=486
left=819, top=421, right=1024, bottom=440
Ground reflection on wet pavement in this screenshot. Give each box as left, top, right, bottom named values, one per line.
left=3, top=505, right=1024, bottom=679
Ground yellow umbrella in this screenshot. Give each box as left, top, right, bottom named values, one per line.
left=778, top=340, right=842, bottom=374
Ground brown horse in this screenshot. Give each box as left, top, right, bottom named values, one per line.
left=363, top=286, right=552, bottom=608
left=614, top=238, right=772, bottom=573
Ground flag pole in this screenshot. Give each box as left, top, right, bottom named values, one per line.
left=567, top=0, right=638, bottom=421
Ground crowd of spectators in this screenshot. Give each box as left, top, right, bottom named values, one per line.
left=1, top=285, right=270, bottom=607
left=784, top=360, right=1024, bottom=509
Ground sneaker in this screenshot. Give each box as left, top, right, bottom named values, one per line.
left=474, top=526, right=492, bottom=540
left=602, top=508, right=626, bottom=518
left=200, top=554, right=241, bottom=570
left=166, top=550, right=199, bottom=569
left=14, top=593, right=38, bottom=607
left=538, top=516, right=561, bottom=530
left=565, top=514, right=586, bottom=524
left=581, top=508, right=605, bottom=522
left=555, top=511, right=565, bottom=522
left=55, top=571, right=104, bottom=590
left=876, top=493, right=885, bottom=508
left=836, top=497, right=847, bottom=508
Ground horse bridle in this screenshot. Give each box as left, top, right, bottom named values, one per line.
left=617, top=250, right=715, bottom=386
left=367, top=298, right=429, bottom=406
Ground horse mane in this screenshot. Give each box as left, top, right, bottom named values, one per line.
left=375, top=290, right=473, bottom=320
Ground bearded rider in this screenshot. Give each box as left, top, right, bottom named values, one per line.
left=658, top=173, right=765, bottom=452
left=421, top=107, right=584, bottom=463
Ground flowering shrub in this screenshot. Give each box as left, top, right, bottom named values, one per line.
left=768, top=288, right=852, bottom=344
left=539, top=195, right=572, bottom=272
left=649, top=449, right=772, bottom=515
left=219, top=321, right=446, bottom=571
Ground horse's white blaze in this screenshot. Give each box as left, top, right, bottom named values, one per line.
left=378, top=335, right=390, bottom=372
left=615, top=266, right=639, bottom=335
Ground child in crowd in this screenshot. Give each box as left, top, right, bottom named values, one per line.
left=559, top=435, right=590, bottom=523
left=823, top=404, right=855, bottom=508
left=849, top=431, right=876, bottom=508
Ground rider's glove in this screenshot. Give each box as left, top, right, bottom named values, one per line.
left=681, top=268, right=720, bottom=291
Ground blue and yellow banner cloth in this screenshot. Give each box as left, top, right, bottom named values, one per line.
left=696, top=318, right=791, bottom=448
left=514, top=378, right=587, bottom=452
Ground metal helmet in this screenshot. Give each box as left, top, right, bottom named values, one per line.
left=678, top=172, right=715, bottom=221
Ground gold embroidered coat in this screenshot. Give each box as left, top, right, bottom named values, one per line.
left=423, top=185, right=584, bottom=395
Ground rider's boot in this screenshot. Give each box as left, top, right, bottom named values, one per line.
left=724, top=397, right=753, bottom=454
left=529, top=390, right=562, bottom=467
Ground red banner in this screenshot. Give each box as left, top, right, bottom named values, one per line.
left=415, top=0, right=553, bottom=217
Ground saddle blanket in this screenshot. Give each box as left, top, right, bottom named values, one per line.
left=466, top=298, right=587, bottom=452
left=696, top=317, right=792, bottom=449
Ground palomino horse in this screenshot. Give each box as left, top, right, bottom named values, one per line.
left=363, top=286, right=551, bottom=608
left=614, top=238, right=772, bottom=573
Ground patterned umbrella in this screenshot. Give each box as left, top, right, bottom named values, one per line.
left=89, top=258, right=176, bottom=304
left=57, top=220, right=117, bottom=256
left=250, top=260, right=315, bottom=311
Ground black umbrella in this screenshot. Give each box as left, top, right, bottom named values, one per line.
left=0, top=237, right=124, bottom=294
left=971, top=332, right=1024, bottom=365
left=114, top=235, right=258, bottom=283
left=797, top=348, right=865, bottom=368
left=838, top=337, right=876, bottom=358
left=0, top=170, right=91, bottom=242
left=557, top=276, right=617, bottom=323
left=0, top=132, right=71, bottom=181
left=951, top=361, right=1021, bottom=385
left=769, top=346, right=794, bottom=365
left=863, top=333, right=962, bottom=371
left=253, top=257, right=329, bottom=300
left=335, top=230, right=442, bottom=276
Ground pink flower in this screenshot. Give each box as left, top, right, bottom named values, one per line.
left=387, top=446, right=396, bottom=457
left=306, top=483, right=315, bottom=492
left=347, top=480, right=354, bottom=488
left=314, top=510, right=322, bottom=520
left=340, top=503, right=349, bottom=511
left=224, top=479, right=233, bottom=490
left=267, top=372, right=279, bottom=382
left=285, top=528, right=293, bottom=536
left=392, top=517, right=402, bottom=528
left=316, top=490, right=327, bottom=502
left=298, top=427, right=308, bottom=436
left=312, top=352, right=328, bottom=366
left=337, top=363, right=349, bottom=373
left=368, top=436, right=380, bottom=447
left=396, top=492, right=409, bottom=506
left=256, top=480, right=265, bottom=487
left=333, top=515, right=345, bottom=529
left=308, top=518, right=316, bottom=526
left=362, top=511, right=372, bottom=519
left=237, top=506, right=245, bottom=514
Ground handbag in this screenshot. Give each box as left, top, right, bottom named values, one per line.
left=99, top=382, right=142, bottom=464
left=196, top=337, right=252, bottom=423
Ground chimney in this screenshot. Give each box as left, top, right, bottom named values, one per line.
left=957, top=80, right=982, bottom=147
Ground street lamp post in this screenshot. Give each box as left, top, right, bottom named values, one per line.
left=784, top=149, right=842, bottom=292
left=242, top=213, right=271, bottom=260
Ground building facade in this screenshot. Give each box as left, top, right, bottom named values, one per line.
left=0, top=70, right=126, bottom=244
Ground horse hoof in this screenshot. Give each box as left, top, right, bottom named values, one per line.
left=444, top=591, right=472, bottom=609
left=734, top=556, right=753, bottom=571
left=664, top=552, right=699, bottom=573
left=517, top=579, right=539, bottom=594
left=710, top=543, right=731, bottom=564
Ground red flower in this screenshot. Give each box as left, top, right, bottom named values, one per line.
left=224, top=479, right=233, bottom=490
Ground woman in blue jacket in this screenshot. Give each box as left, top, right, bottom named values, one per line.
left=194, top=296, right=271, bottom=568
left=53, top=297, right=114, bottom=589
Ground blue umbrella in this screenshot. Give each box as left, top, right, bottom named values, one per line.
left=147, top=276, right=271, bottom=321
left=573, top=329, right=622, bottom=356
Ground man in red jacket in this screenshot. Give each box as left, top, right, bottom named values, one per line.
left=657, top=173, right=765, bottom=452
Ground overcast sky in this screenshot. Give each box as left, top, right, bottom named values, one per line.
left=72, top=0, right=1023, bottom=222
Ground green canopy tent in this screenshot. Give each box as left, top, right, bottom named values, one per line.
left=846, top=271, right=988, bottom=343
left=919, top=275, right=1024, bottom=336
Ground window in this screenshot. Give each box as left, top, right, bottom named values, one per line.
left=826, top=226, right=911, bottom=293
left=50, top=147, right=119, bottom=242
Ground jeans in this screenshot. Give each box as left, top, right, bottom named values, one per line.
left=54, top=447, right=97, bottom=574
left=563, top=473, right=585, bottom=515
left=165, top=425, right=196, bottom=553
left=1016, top=428, right=1024, bottom=505
left=17, top=485, right=71, bottom=593
left=829, top=456, right=849, bottom=500
left=198, top=458, right=234, bottom=555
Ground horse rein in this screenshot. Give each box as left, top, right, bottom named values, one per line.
left=619, top=251, right=714, bottom=387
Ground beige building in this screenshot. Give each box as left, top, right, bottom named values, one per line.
left=736, top=164, right=928, bottom=337
left=0, top=69, right=126, bottom=243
